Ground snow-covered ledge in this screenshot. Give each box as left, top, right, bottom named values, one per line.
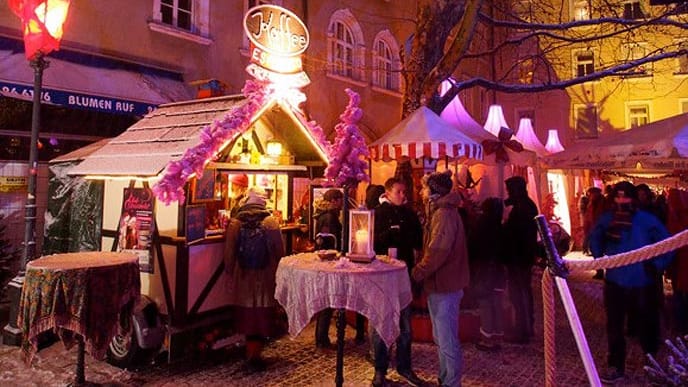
left=148, top=21, right=213, bottom=46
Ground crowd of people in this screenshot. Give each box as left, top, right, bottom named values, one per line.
left=576, top=181, right=686, bottom=383
left=221, top=172, right=686, bottom=386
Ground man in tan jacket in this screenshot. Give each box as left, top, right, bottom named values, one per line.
left=412, top=171, right=470, bottom=387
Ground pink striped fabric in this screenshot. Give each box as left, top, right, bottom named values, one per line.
left=369, top=141, right=483, bottom=161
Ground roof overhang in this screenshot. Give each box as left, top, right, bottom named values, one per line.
left=65, top=95, right=329, bottom=179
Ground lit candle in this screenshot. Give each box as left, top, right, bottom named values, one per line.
left=354, top=229, right=369, bottom=255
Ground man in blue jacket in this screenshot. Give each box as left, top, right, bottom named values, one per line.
left=590, top=181, right=674, bottom=384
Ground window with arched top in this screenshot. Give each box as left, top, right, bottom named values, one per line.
left=372, top=30, right=401, bottom=92
left=327, top=9, right=365, bottom=81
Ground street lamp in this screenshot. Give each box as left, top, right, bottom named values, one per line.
left=2, top=0, right=70, bottom=346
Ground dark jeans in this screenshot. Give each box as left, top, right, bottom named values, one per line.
left=507, top=265, right=534, bottom=339
left=371, top=306, right=412, bottom=373
left=604, top=281, right=661, bottom=372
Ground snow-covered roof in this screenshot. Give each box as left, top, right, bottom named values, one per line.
left=66, top=95, right=248, bottom=176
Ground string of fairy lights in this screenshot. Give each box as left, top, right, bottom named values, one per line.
left=601, top=170, right=688, bottom=183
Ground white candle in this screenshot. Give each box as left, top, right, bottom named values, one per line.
left=354, top=229, right=369, bottom=255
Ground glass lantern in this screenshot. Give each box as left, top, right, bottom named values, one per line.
left=347, top=208, right=375, bottom=262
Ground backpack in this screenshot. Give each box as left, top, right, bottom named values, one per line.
left=236, top=222, right=271, bottom=270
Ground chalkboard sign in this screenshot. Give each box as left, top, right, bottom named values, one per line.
left=186, top=205, right=206, bottom=243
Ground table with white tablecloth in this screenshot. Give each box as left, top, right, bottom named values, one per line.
left=275, top=252, right=412, bottom=348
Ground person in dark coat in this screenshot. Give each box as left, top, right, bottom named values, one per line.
left=371, top=178, right=423, bottom=387
left=502, top=176, right=539, bottom=344
left=469, top=197, right=507, bottom=351
left=314, top=189, right=343, bottom=250
left=223, top=189, right=284, bottom=371
left=313, top=189, right=345, bottom=348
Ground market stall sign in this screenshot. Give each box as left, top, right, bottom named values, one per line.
left=0, top=176, right=27, bottom=193
left=243, top=5, right=309, bottom=76
left=243, top=5, right=309, bottom=57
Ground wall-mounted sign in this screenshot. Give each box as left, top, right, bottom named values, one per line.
left=243, top=5, right=310, bottom=78
left=1, top=80, right=156, bottom=116
left=243, top=5, right=309, bottom=57
left=0, top=176, right=27, bottom=193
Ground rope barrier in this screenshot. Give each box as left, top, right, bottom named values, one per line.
left=541, top=271, right=557, bottom=387
left=539, top=222, right=688, bottom=386
left=564, top=228, right=688, bottom=271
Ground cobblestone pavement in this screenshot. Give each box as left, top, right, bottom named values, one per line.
left=1, top=260, right=671, bottom=386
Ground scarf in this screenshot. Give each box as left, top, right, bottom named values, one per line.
left=605, top=204, right=635, bottom=243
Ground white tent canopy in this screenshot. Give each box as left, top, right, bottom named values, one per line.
left=439, top=90, right=535, bottom=167
left=438, top=84, right=540, bottom=203
left=543, top=113, right=688, bottom=171
left=368, top=106, right=483, bottom=162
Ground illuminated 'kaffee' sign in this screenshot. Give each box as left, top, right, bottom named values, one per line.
left=243, top=5, right=309, bottom=57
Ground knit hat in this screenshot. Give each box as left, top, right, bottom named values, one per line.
left=239, top=188, right=267, bottom=208
left=426, top=171, right=453, bottom=196
left=613, top=181, right=637, bottom=200
left=230, top=173, right=249, bottom=187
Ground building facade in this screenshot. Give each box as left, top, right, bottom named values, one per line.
left=0, top=0, right=419, bottom=252
left=496, top=0, right=688, bottom=147
left=1, top=0, right=685, bottom=252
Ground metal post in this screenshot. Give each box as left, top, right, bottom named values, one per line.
left=23, top=53, right=47, bottom=269
left=75, top=335, right=86, bottom=385
left=2, top=53, right=48, bottom=346
left=335, top=308, right=346, bottom=387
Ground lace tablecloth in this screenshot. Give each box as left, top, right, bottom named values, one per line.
left=275, top=253, right=412, bottom=347
left=18, top=252, right=141, bottom=364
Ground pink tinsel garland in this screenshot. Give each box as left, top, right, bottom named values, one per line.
left=152, top=80, right=334, bottom=205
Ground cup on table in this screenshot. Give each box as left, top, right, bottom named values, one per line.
left=388, top=247, right=398, bottom=260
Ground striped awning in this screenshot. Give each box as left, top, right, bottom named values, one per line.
left=369, top=106, right=483, bottom=162
left=369, top=141, right=483, bottom=161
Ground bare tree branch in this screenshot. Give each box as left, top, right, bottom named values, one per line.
left=449, top=48, right=688, bottom=94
